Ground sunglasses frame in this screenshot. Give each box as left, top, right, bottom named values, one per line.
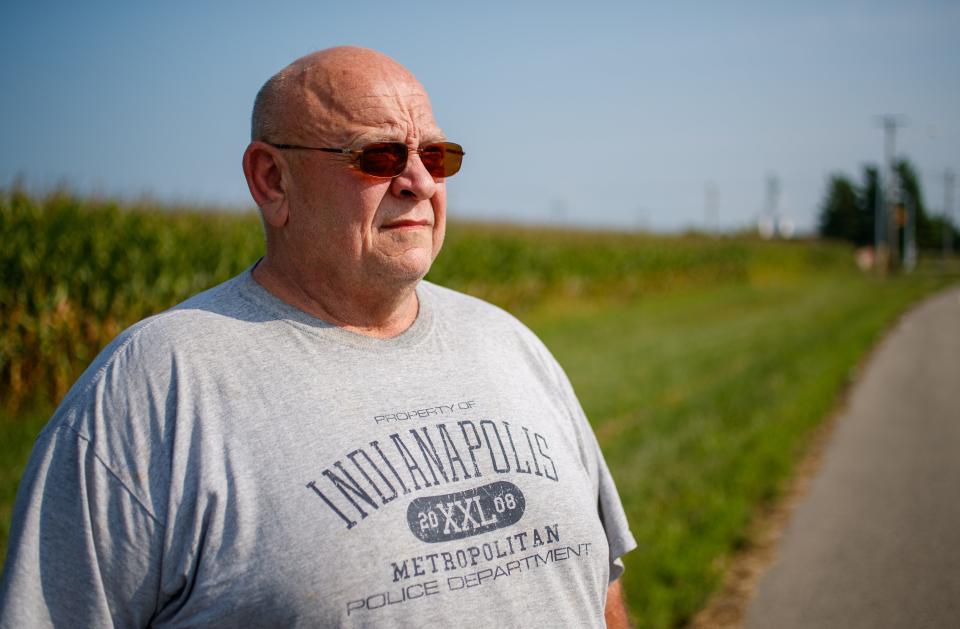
left=268, top=141, right=464, bottom=179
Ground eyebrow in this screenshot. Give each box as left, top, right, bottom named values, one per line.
left=356, top=134, right=447, bottom=147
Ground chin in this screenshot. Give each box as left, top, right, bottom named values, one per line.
left=376, top=250, right=435, bottom=284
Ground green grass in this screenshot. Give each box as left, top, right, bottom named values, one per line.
left=523, top=270, right=956, bottom=628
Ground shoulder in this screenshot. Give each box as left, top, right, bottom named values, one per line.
left=37, top=272, right=265, bottom=513
left=419, top=281, right=534, bottom=333
left=52, top=272, right=259, bottom=428
left=419, top=281, right=550, bottom=349
left=419, top=280, right=565, bottom=380
left=105, top=269, right=267, bottom=356
left=141, top=270, right=265, bottom=344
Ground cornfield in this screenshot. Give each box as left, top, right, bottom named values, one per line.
left=1, top=190, right=262, bottom=411
left=0, top=188, right=853, bottom=412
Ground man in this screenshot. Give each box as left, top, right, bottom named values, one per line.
left=0, top=47, right=635, bottom=627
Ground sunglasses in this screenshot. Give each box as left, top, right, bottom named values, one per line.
left=269, top=141, right=465, bottom=179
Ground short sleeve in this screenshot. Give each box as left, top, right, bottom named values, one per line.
left=569, top=394, right=636, bottom=582
left=593, top=433, right=636, bottom=581
left=525, top=328, right=638, bottom=582
left=0, top=424, right=163, bottom=628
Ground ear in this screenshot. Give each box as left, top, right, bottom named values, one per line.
left=243, top=142, right=289, bottom=227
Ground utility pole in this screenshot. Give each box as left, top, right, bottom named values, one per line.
left=945, top=170, right=955, bottom=259
left=878, top=115, right=905, bottom=272
left=874, top=172, right=885, bottom=272
left=904, top=193, right=917, bottom=271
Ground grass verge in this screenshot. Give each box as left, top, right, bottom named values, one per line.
left=522, top=270, right=956, bottom=628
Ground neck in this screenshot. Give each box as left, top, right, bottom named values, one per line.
left=252, top=257, right=420, bottom=339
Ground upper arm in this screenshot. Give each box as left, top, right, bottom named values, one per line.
left=0, top=426, right=163, bottom=628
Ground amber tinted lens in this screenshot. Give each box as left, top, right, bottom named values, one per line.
left=420, top=142, right=464, bottom=177
left=358, top=143, right=408, bottom=177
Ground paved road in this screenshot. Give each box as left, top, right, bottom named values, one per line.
left=744, top=286, right=960, bottom=629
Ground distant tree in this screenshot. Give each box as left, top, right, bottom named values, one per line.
left=819, top=158, right=959, bottom=252
left=818, top=175, right=862, bottom=243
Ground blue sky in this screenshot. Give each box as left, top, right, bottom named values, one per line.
left=2, top=1, right=958, bottom=232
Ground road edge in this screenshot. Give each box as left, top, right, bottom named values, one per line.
left=686, top=283, right=959, bottom=629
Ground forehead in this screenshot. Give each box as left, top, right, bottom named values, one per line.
left=296, top=62, right=443, bottom=145
left=341, top=87, right=443, bottom=143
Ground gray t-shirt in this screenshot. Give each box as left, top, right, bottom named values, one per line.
left=0, top=270, right=636, bottom=628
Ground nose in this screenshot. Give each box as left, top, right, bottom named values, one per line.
left=389, top=150, right=438, bottom=201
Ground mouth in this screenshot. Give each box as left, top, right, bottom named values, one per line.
left=382, top=219, right=431, bottom=230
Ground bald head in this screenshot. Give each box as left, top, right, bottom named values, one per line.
left=251, top=46, right=435, bottom=146
left=242, top=46, right=450, bottom=334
